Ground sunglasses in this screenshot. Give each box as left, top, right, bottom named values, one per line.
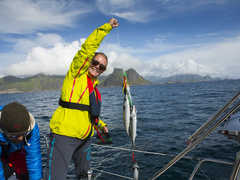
left=91, top=59, right=106, bottom=71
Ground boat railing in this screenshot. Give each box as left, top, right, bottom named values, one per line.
left=188, top=158, right=233, bottom=180
left=91, top=143, right=234, bottom=180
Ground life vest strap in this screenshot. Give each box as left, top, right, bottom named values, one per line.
left=59, top=98, right=90, bottom=112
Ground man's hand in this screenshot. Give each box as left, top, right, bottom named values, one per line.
left=109, top=18, right=119, bottom=28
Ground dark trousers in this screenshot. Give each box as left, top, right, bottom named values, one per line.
left=45, top=133, right=91, bottom=180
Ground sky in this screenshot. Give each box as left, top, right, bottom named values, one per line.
left=0, top=0, right=240, bottom=79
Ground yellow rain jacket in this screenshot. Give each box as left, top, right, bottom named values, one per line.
left=50, top=23, right=112, bottom=139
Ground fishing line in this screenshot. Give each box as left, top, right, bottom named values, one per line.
left=110, top=15, right=121, bottom=47
left=116, top=25, right=120, bottom=47
left=92, top=151, right=116, bottom=170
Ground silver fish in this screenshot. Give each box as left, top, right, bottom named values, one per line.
left=133, top=162, right=139, bottom=180
left=123, top=72, right=132, bottom=136
left=130, top=105, right=137, bottom=147
left=123, top=90, right=131, bottom=136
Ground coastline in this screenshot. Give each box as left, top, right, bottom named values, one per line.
left=0, top=89, right=24, bottom=94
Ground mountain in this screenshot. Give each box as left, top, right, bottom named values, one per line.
left=146, top=74, right=220, bottom=84
left=0, top=74, right=64, bottom=93
left=0, top=70, right=225, bottom=94
left=99, top=68, right=123, bottom=87
left=0, top=68, right=151, bottom=93
left=126, top=68, right=151, bottom=85
left=99, top=68, right=151, bottom=87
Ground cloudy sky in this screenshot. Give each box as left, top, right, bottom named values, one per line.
left=0, top=0, right=240, bottom=78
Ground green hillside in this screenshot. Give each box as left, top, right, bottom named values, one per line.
left=0, top=74, right=64, bottom=93
left=0, top=68, right=150, bottom=93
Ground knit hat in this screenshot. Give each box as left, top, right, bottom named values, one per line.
left=0, top=102, right=30, bottom=136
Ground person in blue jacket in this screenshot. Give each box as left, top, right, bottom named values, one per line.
left=0, top=102, right=43, bottom=180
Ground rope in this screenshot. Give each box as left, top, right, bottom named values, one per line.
left=93, top=168, right=133, bottom=180
left=188, top=92, right=240, bottom=143
left=92, top=143, right=169, bottom=156
left=91, top=144, right=230, bottom=163
left=230, top=159, right=240, bottom=180
left=92, top=143, right=195, bottom=160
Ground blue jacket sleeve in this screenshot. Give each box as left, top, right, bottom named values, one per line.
left=0, top=145, right=6, bottom=180
left=0, top=110, right=5, bottom=179
left=24, top=123, right=43, bottom=180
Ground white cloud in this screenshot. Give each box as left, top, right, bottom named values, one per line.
left=156, top=0, right=228, bottom=10
left=102, top=35, right=240, bottom=79
left=96, top=0, right=230, bottom=23
left=5, top=40, right=81, bottom=76
left=0, top=0, right=92, bottom=34
left=113, top=10, right=154, bottom=23
left=98, top=0, right=136, bottom=9
left=96, top=0, right=154, bottom=22
left=142, top=35, right=240, bottom=78
left=145, top=57, right=214, bottom=77
left=6, top=33, right=64, bottom=53
left=1, top=33, right=240, bottom=79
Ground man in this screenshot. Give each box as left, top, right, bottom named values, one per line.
left=0, top=102, right=43, bottom=180
left=45, top=18, right=119, bottom=180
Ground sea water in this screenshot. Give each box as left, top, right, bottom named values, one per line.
left=0, top=79, right=240, bottom=180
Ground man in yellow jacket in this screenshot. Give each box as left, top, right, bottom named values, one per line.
left=45, top=18, right=119, bottom=180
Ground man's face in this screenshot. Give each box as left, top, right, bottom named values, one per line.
left=88, top=55, right=107, bottom=78
left=6, top=135, right=24, bottom=144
